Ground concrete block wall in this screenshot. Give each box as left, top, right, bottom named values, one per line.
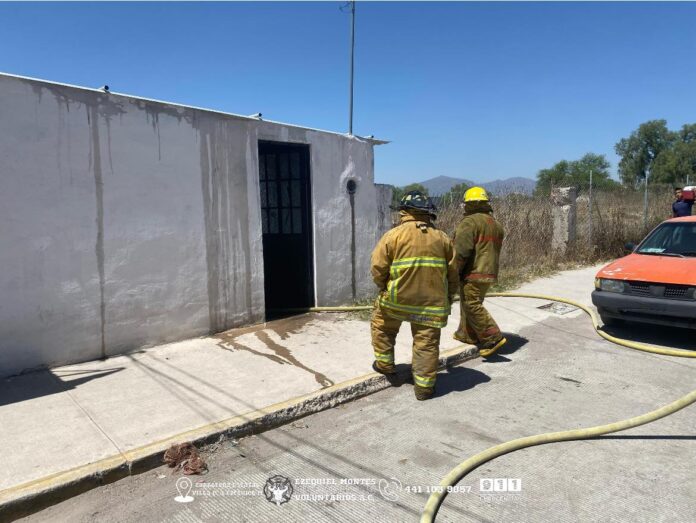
left=0, top=73, right=385, bottom=376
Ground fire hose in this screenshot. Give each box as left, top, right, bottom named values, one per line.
left=287, top=293, right=696, bottom=521
left=420, top=292, right=696, bottom=522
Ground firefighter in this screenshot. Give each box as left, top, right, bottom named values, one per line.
left=452, top=187, right=506, bottom=358
left=370, top=190, right=459, bottom=400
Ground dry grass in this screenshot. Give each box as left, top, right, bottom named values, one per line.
left=343, top=187, right=673, bottom=321
left=433, top=185, right=675, bottom=291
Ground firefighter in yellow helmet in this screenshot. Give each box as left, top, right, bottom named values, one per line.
left=370, top=190, right=459, bottom=400
left=452, top=187, right=506, bottom=358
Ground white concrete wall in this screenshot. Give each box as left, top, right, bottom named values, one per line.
left=375, top=183, right=395, bottom=237
left=0, top=74, right=384, bottom=376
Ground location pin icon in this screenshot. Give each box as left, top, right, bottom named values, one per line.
left=175, top=476, right=194, bottom=502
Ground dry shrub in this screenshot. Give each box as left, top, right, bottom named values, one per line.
left=433, top=185, right=675, bottom=289
left=575, top=186, right=673, bottom=259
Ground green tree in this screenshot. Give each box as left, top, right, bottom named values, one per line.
left=679, top=123, right=696, bottom=143
left=535, top=153, right=616, bottom=195
left=536, top=160, right=571, bottom=195
left=439, top=182, right=470, bottom=206
left=652, top=124, right=696, bottom=185
left=391, top=183, right=429, bottom=207
left=614, top=120, right=677, bottom=188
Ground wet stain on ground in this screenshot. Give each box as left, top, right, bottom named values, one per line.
left=215, top=314, right=335, bottom=388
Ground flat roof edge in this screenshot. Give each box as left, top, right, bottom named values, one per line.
left=0, top=71, right=388, bottom=144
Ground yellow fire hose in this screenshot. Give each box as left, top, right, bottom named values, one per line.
left=290, top=293, right=696, bottom=521
left=487, top=293, right=696, bottom=359
left=417, top=292, right=696, bottom=522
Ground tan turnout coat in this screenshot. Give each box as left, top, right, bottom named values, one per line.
left=371, top=211, right=459, bottom=328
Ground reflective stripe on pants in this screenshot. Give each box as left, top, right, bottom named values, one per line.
left=371, top=302, right=441, bottom=388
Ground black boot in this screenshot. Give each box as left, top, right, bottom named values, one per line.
left=414, top=386, right=434, bottom=401
left=372, top=361, right=400, bottom=385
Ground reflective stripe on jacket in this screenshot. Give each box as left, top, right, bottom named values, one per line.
left=453, top=208, right=504, bottom=283
left=371, top=211, right=459, bottom=328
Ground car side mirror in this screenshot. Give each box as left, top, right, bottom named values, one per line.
left=624, top=242, right=636, bottom=253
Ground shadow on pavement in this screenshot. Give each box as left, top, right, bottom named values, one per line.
left=435, top=366, right=491, bottom=397
left=0, top=368, right=124, bottom=407
left=602, top=322, right=696, bottom=351
left=481, top=333, right=529, bottom=363
left=385, top=362, right=413, bottom=387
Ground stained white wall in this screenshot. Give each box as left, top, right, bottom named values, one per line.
left=0, top=73, right=386, bottom=377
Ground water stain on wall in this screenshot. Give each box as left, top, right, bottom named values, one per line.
left=199, top=125, right=224, bottom=333
left=30, top=81, right=128, bottom=359
left=197, top=115, right=256, bottom=334
left=144, top=109, right=162, bottom=161
left=87, top=105, right=106, bottom=359
left=33, top=78, right=260, bottom=347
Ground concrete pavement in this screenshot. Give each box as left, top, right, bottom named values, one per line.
left=18, top=283, right=696, bottom=522
left=1, top=265, right=612, bottom=518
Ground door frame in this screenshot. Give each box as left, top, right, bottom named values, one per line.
left=257, top=140, right=315, bottom=313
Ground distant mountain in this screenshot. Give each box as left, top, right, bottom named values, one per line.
left=419, top=176, right=474, bottom=196
left=481, top=177, right=536, bottom=196
left=415, top=175, right=536, bottom=196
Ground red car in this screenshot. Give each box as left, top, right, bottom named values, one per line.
left=592, top=216, right=696, bottom=329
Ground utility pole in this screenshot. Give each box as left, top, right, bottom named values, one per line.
left=643, top=170, right=649, bottom=230
left=348, top=0, right=356, bottom=135
left=588, top=169, right=593, bottom=248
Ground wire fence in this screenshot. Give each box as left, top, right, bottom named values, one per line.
left=393, top=184, right=677, bottom=289
left=575, top=185, right=673, bottom=258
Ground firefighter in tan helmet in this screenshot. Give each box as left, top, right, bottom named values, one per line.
left=370, top=190, right=459, bottom=400
left=453, top=187, right=506, bottom=358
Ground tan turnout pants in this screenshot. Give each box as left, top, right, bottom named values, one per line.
left=454, top=282, right=502, bottom=345
left=371, top=303, right=440, bottom=389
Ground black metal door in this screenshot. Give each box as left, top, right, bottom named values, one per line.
left=258, top=142, right=314, bottom=315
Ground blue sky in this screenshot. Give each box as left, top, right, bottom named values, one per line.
left=1, top=2, right=695, bottom=186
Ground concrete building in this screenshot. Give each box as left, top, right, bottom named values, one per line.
left=0, top=73, right=391, bottom=377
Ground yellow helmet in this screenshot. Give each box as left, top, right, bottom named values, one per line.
left=463, top=186, right=489, bottom=202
